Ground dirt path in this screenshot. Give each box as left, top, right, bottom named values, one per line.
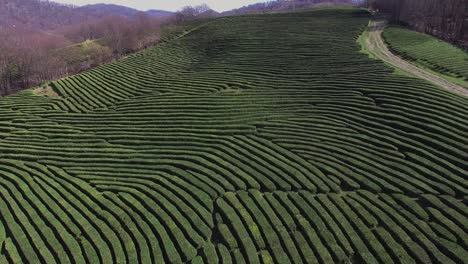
left=365, top=20, right=468, bottom=96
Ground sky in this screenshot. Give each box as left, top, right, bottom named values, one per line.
left=52, top=0, right=268, bottom=12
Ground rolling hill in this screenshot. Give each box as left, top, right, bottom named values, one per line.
left=145, top=9, right=175, bottom=18
left=77, top=4, right=174, bottom=19
left=0, top=0, right=173, bottom=30
left=0, top=8, right=466, bottom=263
left=76, top=4, right=143, bottom=18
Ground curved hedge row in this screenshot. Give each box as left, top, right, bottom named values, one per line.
left=383, top=26, right=468, bottom=81
left=210, top=190, right=468, bottom=263
left=0, top=8, right=466, bottom=263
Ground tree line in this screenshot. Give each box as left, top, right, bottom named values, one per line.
left=0, top=15, right=168, bottom=96
left=371, top=0, right=468, bottom=47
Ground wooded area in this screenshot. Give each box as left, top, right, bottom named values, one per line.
left=0, top=0, right=170, bottom=96
left=372, top=0, right=468, bottom=47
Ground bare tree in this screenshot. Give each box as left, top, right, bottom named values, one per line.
left=0, top=0, right=168, bottom=95
left=374, top=0, right=467, bottom=45
left=175, top=4, right=214, bottom=23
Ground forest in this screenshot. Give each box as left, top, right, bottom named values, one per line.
left=372, top=0, right=468, bottom=47
left=0, top=0, right=175, bottom=95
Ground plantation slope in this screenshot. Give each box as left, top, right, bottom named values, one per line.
left=365, top=20, right=468, bottom=96
left=0, top=8, right=467, bottom=263
left=383, top=25, right=468, bottom=84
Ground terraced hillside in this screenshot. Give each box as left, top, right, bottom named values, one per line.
left=0, top=8, right=467, bottom=263
left=383, top=26, right=468, bottom=82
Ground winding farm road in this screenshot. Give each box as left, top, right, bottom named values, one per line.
left=365, top=20, right=468, bottom=96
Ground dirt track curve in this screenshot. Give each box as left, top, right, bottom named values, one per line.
left=365, top=20, right=468, bottom=97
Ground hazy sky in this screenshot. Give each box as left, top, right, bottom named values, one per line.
left=53, top=0, right=268, bottom=12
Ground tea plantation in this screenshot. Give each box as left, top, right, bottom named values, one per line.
left=383, top=26, right=468, bottom=82
left=0, top=8, right=467, bottom=263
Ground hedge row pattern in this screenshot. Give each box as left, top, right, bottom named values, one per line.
left=0, top=8, right=466, bottom=263
left=383, top=26, right=468, bottom=81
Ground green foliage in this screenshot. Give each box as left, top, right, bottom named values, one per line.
left=383, top=26, right=468, bottom=81
left=54, top=40, right=113, bottom=69
left=0, top=8, right=466, bottom=263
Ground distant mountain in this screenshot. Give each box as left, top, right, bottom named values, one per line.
left=76, top=4, right=140, bottom=18
left=0, top=0, right=174, bottom=31
left=0, top=0, right=83, bottom=30
left=146, top=9, right=174, bottom=17
left=77, top=4, right=174, bottom=18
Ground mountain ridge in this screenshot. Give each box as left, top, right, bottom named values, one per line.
left=0, top=0, right=174, bottom=30
left=77, top=3, right=174, bottom=18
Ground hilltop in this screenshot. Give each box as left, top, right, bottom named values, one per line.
left=77, top=4, right=174, bottom=19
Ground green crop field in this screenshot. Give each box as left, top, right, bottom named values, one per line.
left=383, top=25, right=468, bottom=82
left=0, top=8, right=467, bottom=263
